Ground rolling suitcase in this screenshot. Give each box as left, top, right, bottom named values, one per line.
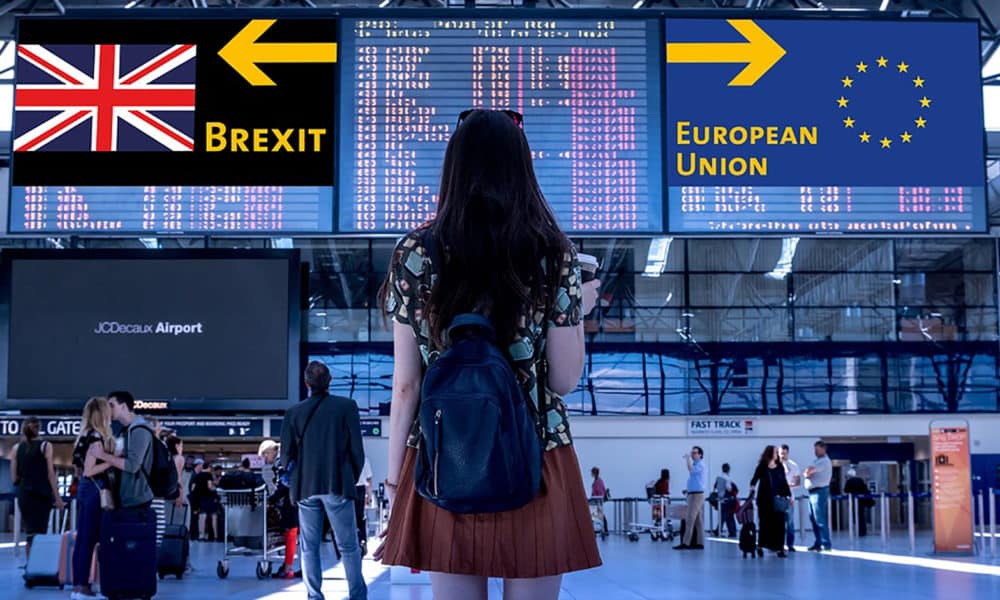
left=99, top=506, right=158, bottom=600
left=57, top=530, right=76, bottom=588
left=739, top=522, right=760, bottom=558
left=23, top=507, right=69, bottom=589
left=157, top=505, right=189, bottom=579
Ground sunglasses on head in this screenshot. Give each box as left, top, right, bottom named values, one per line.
left=457, top=109, right=524, bottom=128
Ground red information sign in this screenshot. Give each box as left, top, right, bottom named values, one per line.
left=930, top=420, right=974, bottom=554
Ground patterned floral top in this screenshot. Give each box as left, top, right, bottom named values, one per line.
left=385, top=228, right=583, bottom=451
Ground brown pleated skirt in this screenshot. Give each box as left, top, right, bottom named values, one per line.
left=381, top=445, right=603, bottom=579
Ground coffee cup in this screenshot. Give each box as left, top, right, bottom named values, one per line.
left=577, top=253, right=599, bottom=283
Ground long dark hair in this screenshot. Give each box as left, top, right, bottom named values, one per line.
left=379, top=109, right=570, bottom=349
left=758, top=445, right=777, bottom=469
left=22, top=417, right=40, bottom=442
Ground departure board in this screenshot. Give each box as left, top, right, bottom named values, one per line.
left=10, top=18, right=338, bottom=234
left=664, top=19, right=987, bottom=234
left=338, top=17, right=663, bottom=234
left=10, top=186, right=333, bottom=233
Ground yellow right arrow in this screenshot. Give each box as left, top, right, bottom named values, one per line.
left=666, top=20, right=786, bottom=87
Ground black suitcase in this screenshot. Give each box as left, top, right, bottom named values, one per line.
left=157, top=523, right=189, bottom=579
left=100, top=506, right=158, bottom=600
left=739, top=522, right=761, bottom=558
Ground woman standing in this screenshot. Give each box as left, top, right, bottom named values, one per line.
left=165, top=436, right=187, bottom=518
left=750, top=445, right=792, bottom=558
left=590, top=467, right=607, bottom=499
left=11, top=417, right=64, bottom=559
left=376, top=109, right=603, bottom=600
left=71, top=398, right=115, bottom=599
left=654, top=469, right=670, bottom=496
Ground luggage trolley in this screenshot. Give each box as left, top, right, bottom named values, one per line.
left=215, top=485, right=285, bottom=579
left=627, top=495, right=675, bottom=542
left=588, top=497, right=609, bottom=540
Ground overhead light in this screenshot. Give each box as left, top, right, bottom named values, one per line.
left=879, top=0, right=890, bottom=10
left=765, top=237, right=800, bottom=280
left=124, top=0, right=142, bottom=8
left=642, top=237, right=673, bottom=278
left=632, top=0, right=646, bottom=8
left=314, top=311, right=327, bottom=317
left=378, top=0, right=393, bottom=7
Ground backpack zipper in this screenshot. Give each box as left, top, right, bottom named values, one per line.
left=433, top=409, right=442, bottom=496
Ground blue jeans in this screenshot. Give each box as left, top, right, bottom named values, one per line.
left=784, top=500, right=795, bottom=547
left=808, top=487, right=832, bottom=548
left=298, top=494, right=367, bottom=600
left=73, top=478, right=101, bottom=587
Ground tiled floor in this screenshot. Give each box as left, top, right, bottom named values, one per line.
left=3, top=533, right=999, bottom=600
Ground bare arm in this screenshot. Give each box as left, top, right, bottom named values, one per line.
left=10, top=443, right=18, bottom=485
left=174, top=456, right=186, bottom=505
left=545, top=324, right=585, bottom=396
left=83, top=441, right=113, bottom=478
left=387, top=321, right=422, bottom=494
left=45, top=442, right=65, bottom=510
left=545, top=279, right=599, bottom=396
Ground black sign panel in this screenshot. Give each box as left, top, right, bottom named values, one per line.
left=267, top=416, right=382, bottom=437
left=0, top=416, right=81, bottom=438
left=159, top=418, right=264, bottom=438
left=360, top=418, right=382, bottom=437
left=10, top=17, right=337, bottom=233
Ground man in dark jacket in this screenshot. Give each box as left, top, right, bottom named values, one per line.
left=281, top=361, right=366, bottom=600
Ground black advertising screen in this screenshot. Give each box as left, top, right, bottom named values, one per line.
left=9, top=18, right=336, bottom=234
left=338, top=16, right=664, bottom=234
left=0, top=250, right=300, bottom=411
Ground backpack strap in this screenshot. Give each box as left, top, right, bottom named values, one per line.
left=447, top=313, right=495, bottom=342
left=130, top=424, right=155, bottom=488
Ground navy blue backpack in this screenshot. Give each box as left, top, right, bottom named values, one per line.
left=415, top=314, right=544, bottom=513
left=414, top=234, right=545, bottom=513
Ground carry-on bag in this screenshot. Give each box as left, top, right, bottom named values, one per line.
left=157, top=505, right=190, bottom=579
left=23, top=507, right=69, bottom=589
left=99, top=506, right=158, bottom=600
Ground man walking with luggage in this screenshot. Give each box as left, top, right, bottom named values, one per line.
left=281, top=361, right=367, bottom=600
left=803, top=440, right=833, bottom=551
left=675, top=446, right=707, bottom=550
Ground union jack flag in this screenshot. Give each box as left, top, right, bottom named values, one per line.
left=13, top=44, right=196, bottom=152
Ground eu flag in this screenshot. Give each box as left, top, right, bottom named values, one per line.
left=664, top=19, right=984, bottom=188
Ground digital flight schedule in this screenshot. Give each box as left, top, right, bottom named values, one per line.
left=338, top=17, right=664, bottom=234
left=11, top=186, right=334, bottom=233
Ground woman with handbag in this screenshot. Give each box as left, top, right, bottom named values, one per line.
left=71, top=397, right=116, bottom=600
left=375, top=109, right=603, bottom=600
left=750, top=445, right=792, bottom=558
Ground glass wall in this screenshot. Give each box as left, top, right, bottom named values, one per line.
left=298, top=237, right=1000, bottom=415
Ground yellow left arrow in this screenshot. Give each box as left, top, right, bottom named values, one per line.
left=219, top=19, right=337, bottom=86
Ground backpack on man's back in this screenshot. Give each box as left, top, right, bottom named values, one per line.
left=131, top=425, right=179, bottom=500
